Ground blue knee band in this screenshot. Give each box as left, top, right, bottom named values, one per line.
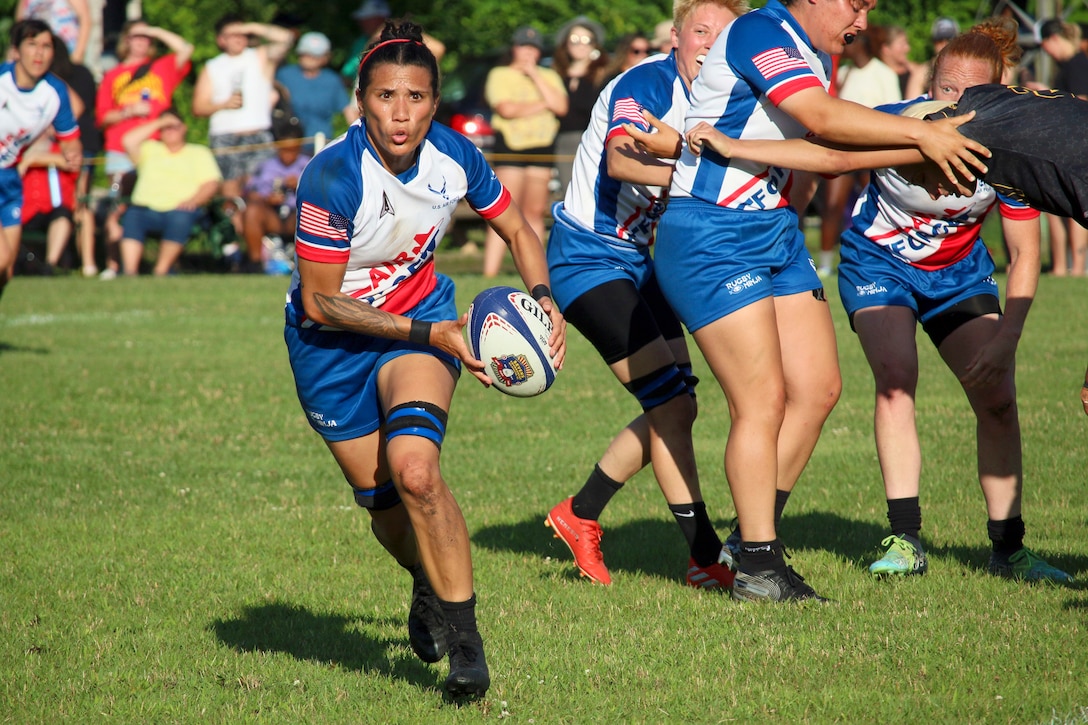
left=353, top=480, right=401, bottom=510
left=384, top=401, right=448, bottom=449
left=623, top=365, right=688, bottom=411
left=678, top=363, right=699, bottom=398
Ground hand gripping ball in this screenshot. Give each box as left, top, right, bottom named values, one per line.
left=467, top=286, right=557, bottom=397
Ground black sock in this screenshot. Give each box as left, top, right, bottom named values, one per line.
left=668, top=501, right=723, bottom=566
left=404, top=562, right=429, bottom=589
left=570, top=464, right=624, bottom=520
left=739, top=539, right=785, bottom=572
left=774, top=489, right=791, bottom=527
left=439, top=594, right=479, bottom=638
left=887, top=497, right=922, bottom=541
left=988, top=515, right=1025, bottom=556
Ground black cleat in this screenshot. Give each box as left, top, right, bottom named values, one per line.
left=444, top=633, right=490, bottom=699
left=732, top=565, right=828, bottom=603
left=407, top=574, right=449, bottom=663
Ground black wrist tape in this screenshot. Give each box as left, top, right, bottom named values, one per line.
left=409, top=319, right=432, bottom=345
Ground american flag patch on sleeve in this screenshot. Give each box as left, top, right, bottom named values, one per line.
left=752, top=46, right=809, bottom=80
left=612, top=97, right=646, bottom=125
left=299, top=202, right=350, bottom=241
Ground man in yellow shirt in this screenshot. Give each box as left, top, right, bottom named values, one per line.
left=119, top=108, right=222, bottom=276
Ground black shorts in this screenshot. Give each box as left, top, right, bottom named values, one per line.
left=563, top=275, right=685, bottom=365
left=23, top=207, right=73, bottom=233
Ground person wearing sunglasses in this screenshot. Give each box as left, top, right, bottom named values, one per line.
left=552, top=15, right=611, bottom=196
left=604, top=32, right=654, bottom=84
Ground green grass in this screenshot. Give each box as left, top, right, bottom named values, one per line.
left=2, top=267, right=1087, bottom=724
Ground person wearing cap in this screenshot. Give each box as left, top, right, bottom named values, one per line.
left=1037, top=18, right=1088, bottom=275
left=931, top=17, right=960, bottom=55
left=481, top=26, right=568, bottom=277
left=276, top=31, right=357, bottom=153
left=552, top=15, right=610, bottom=195
left=339, top=0, right=446, bottom=81
left=651, top=18, right=675, bottom=53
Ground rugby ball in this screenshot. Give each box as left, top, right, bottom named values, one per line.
left=467, top=286, right=557, bottom=397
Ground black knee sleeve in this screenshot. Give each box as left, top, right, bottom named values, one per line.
left=353, top=480, right=402, bottom=510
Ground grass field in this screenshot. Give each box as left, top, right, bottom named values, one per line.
left=2, top=262, right=1087, bottom=724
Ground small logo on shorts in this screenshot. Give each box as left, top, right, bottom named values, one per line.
left=726, top=273, right=763, bottom=295
left=308, top=410, right=338, bottom=428
left=856, top=282, right=889, bottom=297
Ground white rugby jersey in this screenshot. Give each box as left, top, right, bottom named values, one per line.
left=850, top=98, right=1038, bottom=270
left=670, top=0, right=830, bottom=210
left=561, top=51, right=689, bottom=247
left=285, top=120, right=510, bottom=327
left=0, top=62, right=79, bottom=169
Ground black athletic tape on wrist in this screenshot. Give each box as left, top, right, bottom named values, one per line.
left=1082, top=381, right=1088, bottom=389
left=531, top=284, right=552, bottom=302
left=409, top=319, right=432, bottom=345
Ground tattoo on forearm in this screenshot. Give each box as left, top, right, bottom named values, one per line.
left=312, top=292, right=402, bottom=338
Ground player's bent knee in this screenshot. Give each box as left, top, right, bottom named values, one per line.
left=353, top=479, right=402, bottom=510
left=384, top=401, right=449, bottom=450
left=624, top=364, right=689, bottom=411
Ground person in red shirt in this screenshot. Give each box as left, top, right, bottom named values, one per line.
left=18, top=135, right=79, bottom=273
left=95, top=19, right=193, bottom=279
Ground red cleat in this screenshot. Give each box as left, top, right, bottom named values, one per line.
left=545, top=497, right=611, bottom=585
left=686, top=549, right=736, bottom=590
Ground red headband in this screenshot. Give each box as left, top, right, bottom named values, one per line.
left=358, top=38, right=423, bottom=70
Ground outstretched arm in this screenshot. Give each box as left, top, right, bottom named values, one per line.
left=778, top=87, right=989, bottom=195
left=684, top=121, right=926, bottom=175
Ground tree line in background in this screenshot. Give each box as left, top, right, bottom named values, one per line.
left=137, top=0, right=1032, bottom=72
left=3, top=0, right=1084, bottom=140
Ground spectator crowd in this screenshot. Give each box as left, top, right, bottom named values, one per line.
left=1, top=3, right=1085, bottom=280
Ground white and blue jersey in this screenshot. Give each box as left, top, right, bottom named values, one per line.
left=284, top=119, right=510, bottom=442
left=838, top=96, right=1039, bottom=324
left=654, top=0, right=826, bottom=331
left=0, top=62, right=79, bottom=169
left=670, top=0, right=830, bottom=210
left=846, top=99, right=1038, bottom=272
left=548, top=51, right=691, bottom=309
left=0, top=62, right=79, bottom=227
left=562, top=51, right=689, bottom=246
left=285, top=119, right=510, bottom=328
